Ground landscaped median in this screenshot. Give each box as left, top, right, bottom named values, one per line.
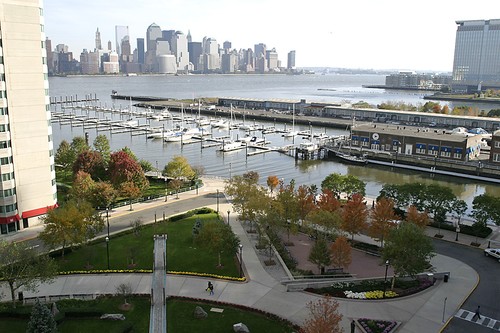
left=51, top=208, right=244, bottom=282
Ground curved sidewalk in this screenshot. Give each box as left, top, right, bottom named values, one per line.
left=0, top=177, right=479, bottom=332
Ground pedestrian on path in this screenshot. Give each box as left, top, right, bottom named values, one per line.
left=207, top=281, right=214, bottom=295
left=472, top=305, right=481, bottom=320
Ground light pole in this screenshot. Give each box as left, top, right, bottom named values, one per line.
left=227, top=210, right=230, bottom=225
left=383, top=260, right=389, bottom=298
left=164, top=177, right=168, bottom=202
left=216, top=189, right=219, bottom=214
left=106, top=207, right=110, bottom=238
left=239, top=244, right=243, bottom=277
left=105, top=236, right=110, bottom=270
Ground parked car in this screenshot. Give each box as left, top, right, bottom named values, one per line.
left=484, top=248, right=500, bottom=262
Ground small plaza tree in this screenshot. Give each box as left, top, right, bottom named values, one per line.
left=301, top=296, right=343, bottom=333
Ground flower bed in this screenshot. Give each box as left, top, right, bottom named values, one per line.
left=357, top=318, right=398, bottom=333
left=344, top=290, right=398, bottom=299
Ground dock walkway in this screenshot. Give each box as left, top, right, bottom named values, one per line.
left=149, top=235, right=167, bottom=333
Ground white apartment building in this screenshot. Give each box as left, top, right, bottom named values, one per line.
left=0, top=0, right=57, bottom=233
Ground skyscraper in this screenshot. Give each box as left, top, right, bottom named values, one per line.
left=145, top=23, right=162, bottom=72
left=95, top=27, right=102, bottom=50
left=287, top=50, right=296, bottom=70
left=452, top=19, right=500, bottom=92
left=137, top=38, right=145, bottom=65
left=115, top=25, right=129, bottom=56
left=171, top=31, right=189, bottom=72
left=0, top=0, right=57, bottom=233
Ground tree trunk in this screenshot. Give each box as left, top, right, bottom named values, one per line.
left=129, top=199, right=133, bottom=211
left=218, top=251, right=221, bottom=267
left=8, top=281, right=16, bottom=308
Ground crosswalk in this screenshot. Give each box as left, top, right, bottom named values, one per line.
left=455, top=309, right=500, bottom=330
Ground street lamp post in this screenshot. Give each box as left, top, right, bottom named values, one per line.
left=105, top=236, right=110, bottom=270
left=227, top=210, right=230, bottom=225
left=216, top=189, right=219, bottom=214
left=383, top=260, right=390, bottom=298
left=106, top=207, right=110, bottom=238
left=239, top=244, right=243, bottom=277
left=164, top=177, right=168, bottom=202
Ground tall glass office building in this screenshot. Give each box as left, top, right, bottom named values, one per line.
left=452, top=19, right=500, bottom=93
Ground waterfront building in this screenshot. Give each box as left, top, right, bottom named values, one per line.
left=223, top=41, right=231, bottom=52
left=202, top=37, right=219, bottom=72
left=221, top=52, right=237, bottom=73
left=385, top=71, right=451, bottom=90
left=490, top=130, right=500, bottom=164
left=350, top=124, right=483, bottom=162
left=158, top=55, right=177, bottom=74
left=186, top=30, right=192, bottom=44
left=254, top=43, right=267, bottom=73
left=80, top=49, right=100, bottom=74
left=95, top=27, right=102, bottom=50
left=287, top=50, right=296, bottom=70
left=452, top=19, right=500, bottom=93
left=0, top=0, right=57, bottom=233
left=45, top=37, right=54, bottom=75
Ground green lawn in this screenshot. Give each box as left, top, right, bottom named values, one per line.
left=0, top=297, right=296, bottom=333
left=167, top=299, right=296, bottom=333
left=54, top=211, right=240, bottom=278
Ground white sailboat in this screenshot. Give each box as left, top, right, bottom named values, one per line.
left=283, top=104, right=298, bottom=137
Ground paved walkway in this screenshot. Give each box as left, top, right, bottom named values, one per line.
left=0, top=177, right=484, bottom=332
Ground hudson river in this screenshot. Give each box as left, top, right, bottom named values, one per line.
left=48, top=74, right=499, bottom=210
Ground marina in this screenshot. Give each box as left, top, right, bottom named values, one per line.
left=48, top=74, right=500, bottom=211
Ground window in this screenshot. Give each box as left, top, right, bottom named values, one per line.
left=48, top=134, right=52, bottom=142
left=440, top=151, right=451, bottom=158
left=351, top=139, right=359, bottom=146
left=0, top=124, right=8, bottom=132
left=51, top=178, right=56, bottom=186
left=49, top=149, right=54, bottom=157
left=45, top=89, right=49, bottom=96
left=0, top=156, right=12, bottom=165
left=0, top=140, right=10, bottom=149
left=495, top=141, right=500, bottom=149
left=50, top=164, right=55, bottom=171
left=0, top=108, right=8, bottom=115
left=39, top=8, right=43, bottom=16
left=1, top=172, right=14, bottom=181
left=428, top=150, right=438, bottom=156
left=3, top=188, right=15, bottom=197
left=454, top=153, right=462, bottom=159
left=493, top=153, right=500, bottom=162
left=44, top=73, right=48, bottom=80
left=416, top=147, right=426, bottom=154
left=42, top=57, right=46, bottom=65
left=0, top=56, right=3, bottom=64
left=40, top=24, right=44, bottom=32
left=41, top=41, right=45, bottom=49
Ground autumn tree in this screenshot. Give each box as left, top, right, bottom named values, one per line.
left=55, top=139, right=74, bottom=169
left=330, top=236, right=352, bottom=271
left=383, top=222, right=435, bottom=278
left=406, top=205, right=429, bottom=228
left=70, top=171, right=95, bottom=203
left=109, top=151, right=149, bottom=193
left=369, top=197, right=399, bottom=247
left=301, top=296, right=343, bottom=333
left=308, top=237, right=331, bottom=274
left=70, top=136, right=90, bottom=156
left=296, top=185, right=315, bottom=224
left=39, top=200, right=105, bottom=257
left=267, top=175, right=279, bottom=193
left=164, top=155, right=195, bottom=184
left=120, top=181, right=142, bottom=210
left=91, top=181, right=118, bottom=209
left=0, top=241, right=57, bottom=307
left=196, top=221, right=240, bottom=267
left=341, top=193, right=368, bottom=240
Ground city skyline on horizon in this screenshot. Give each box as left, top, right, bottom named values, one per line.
left=44, top=0, right=500, bottom=72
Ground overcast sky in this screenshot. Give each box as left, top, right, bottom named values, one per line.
left=44, top=0, right=500, bottom=72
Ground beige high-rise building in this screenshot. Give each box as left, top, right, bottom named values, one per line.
left=0, top=0, right=57, bottom=234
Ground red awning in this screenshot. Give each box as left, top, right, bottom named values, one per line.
left=0, top=214, right=20, bottom=224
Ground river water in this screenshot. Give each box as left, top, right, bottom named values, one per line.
left=48, top=74, right=500, bottom=211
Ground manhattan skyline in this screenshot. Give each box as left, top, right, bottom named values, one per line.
left=44, top=0, right=499, bottom=72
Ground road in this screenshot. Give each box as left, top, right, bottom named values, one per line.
left=434, top=239, right=500, bottom=332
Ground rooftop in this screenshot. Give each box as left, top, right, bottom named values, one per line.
left=352, top=123, right=480, bottom=142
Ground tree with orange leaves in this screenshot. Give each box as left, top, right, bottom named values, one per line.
left=406, top=205, right=429, bottom=228
left=297, top=185, right=315, bottom=224
left=341, top=193, right=368, bottom=240
left=330, top=236, right=352, bottom=271
left=266, top=175, right=279, bottom=194
left=301, top=296, right=344, bottom=333
left=369, top=197, right=399, bottom=247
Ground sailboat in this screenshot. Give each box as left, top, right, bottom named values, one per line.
left=164, top=103, right=200, bottom=142
left=334, top=117, right=368, bottom=165
left=283, top=104, right=298, bottom=137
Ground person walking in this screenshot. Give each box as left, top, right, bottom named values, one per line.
left=207, top=281, right=214, bottom=296
left=472, top=305, right=481, bottom=320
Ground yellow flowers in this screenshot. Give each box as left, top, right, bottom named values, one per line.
left=344, top=290, right=398, bottom=299
left=57, top=269, right=246, bottom=282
